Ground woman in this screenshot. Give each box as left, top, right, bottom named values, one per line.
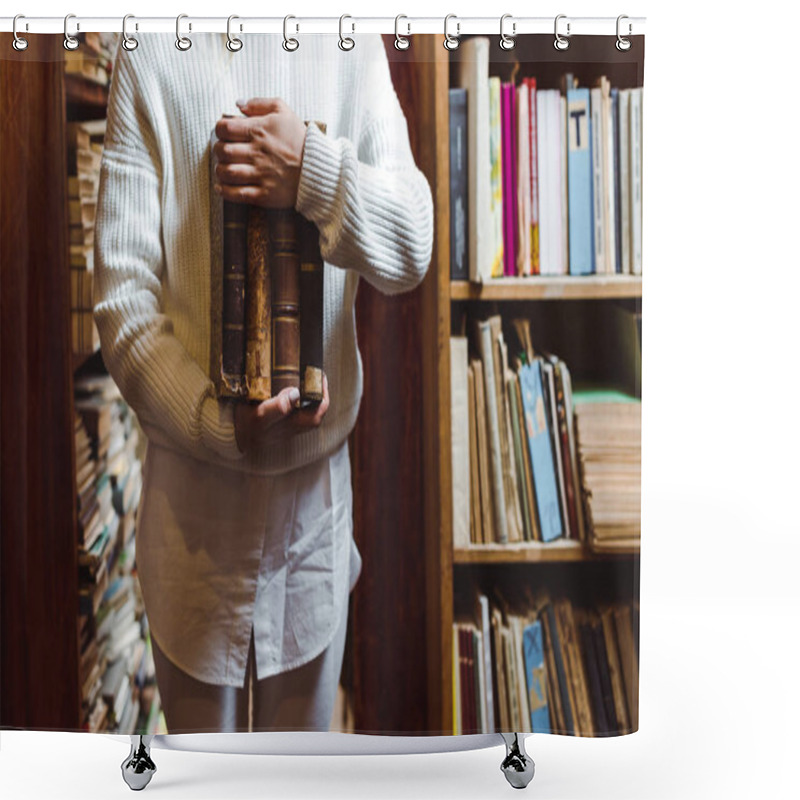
left=94, top=32, right=433, bottom=733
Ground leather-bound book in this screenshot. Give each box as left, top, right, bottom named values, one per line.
left=297, top=212, right=324, bottom=406
left=269, top=209, right=301, bottom=395
left=210, top=122, right=247, bottom=398
left=245, top=206, right=271, bottom=401
left=220, top=197, right=248, bottom=397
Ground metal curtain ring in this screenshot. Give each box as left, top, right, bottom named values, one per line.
left=176, top=13, right=192, bottom=51
left=554, top=14, right=570, bottom=51
left=443, top=14, right=460, bottom=51
left=122, top=14, right=138, bottom=51
left=283, top=15, right=299, bottom=51
left=339, top=15, right=355, bottom=51
left=616, top=14, right=632, bottom=51
left=63, top=13, right=79, bottom=51
left=12, top=14, right=28, bottom=51
left=499, top=13, right=516, bottom=50
left=227, top=15, right=243, bottom=52
left=394, top=15, right=410, bottom=50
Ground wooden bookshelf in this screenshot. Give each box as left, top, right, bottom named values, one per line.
left=413, top=35, right=643, bottom=736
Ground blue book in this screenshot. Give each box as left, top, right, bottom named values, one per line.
left=522, top=619, right=551, bottom=733
left=519, top=361, right=563, bottom=542
left=566, top=87, right=594, bottom=275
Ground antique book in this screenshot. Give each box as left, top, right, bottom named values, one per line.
left=269, top=209, right=301, bottom=395
left=245, top=206, right=271, bottom=401
left=220, top=196, right=249, bottom=396
left=297, top=211, right=324, bottom=405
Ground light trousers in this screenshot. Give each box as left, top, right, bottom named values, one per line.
left=151, top=595, right=350, bottom=733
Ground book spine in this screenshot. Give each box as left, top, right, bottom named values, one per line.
left=297, top=212, right=325, bottom=404
left=220, top=199, right=248, bottom=397
left=245, top=206, right=271, bottom=401
left=269, top=208, right=301, bottom=395
left=488, top=77, right=504, bottom=278
left=449, top=88, right=469, bottom=280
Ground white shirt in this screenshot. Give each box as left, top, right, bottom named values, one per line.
left=93, top=34, right=431, bottom=685
left=136, top=438, right=361, bottom=687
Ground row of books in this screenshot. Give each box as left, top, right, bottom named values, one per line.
left=453, top=590, right=639, bottom=736
left=68, top=119, right=105, bottom=356
left=450, top=315, right=641, bottom=549
left=451, top=37, right=643, bottom=282
left=212, top=148, right=325, bottom=405
left=74, top=374, right=161, bottom=734
left=64, top=32, right=118, bottom=87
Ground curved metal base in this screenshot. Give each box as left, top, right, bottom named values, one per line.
left=121, top=735, right=157, bottom=791
left=499, top=733, right=535, bottom=789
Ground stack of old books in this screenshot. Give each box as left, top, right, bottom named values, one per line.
left=74, top=374, right=156, bottom=733
left=210, top=123, right=327, bottom=407
left=573, top=389, right=641, bottom=552
left=68, top=119, right=106, bottom=356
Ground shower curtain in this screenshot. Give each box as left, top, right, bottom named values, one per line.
left=0, top=20, right=644, bottom=744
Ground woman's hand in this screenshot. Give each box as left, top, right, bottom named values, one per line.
left=234, top=374, right=330, bottom=454
left=214, top=98, right=307, bottom=208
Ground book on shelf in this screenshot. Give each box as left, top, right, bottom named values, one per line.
left=448, top=88, right=469, bottom=281
left=451, top=315, right=640, bottom=551
left=449, top=38, right=643, bottom=281
left=454, top=589, right=638, bottom=736
left=209, top=121, right=326, bottom=406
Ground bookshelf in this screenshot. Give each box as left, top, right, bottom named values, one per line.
left=410, top=34, right=643, bottom=735
left=1, top=34, right=156, bottom=734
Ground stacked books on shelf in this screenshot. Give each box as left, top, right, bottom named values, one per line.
left=450, top=316, right=640, bottom=551
left=64, top=32, right=118, bottom=87
left=209, top=122, right=327, bottom=405
left=450, top=37, right=643, bottom=282
left=74, top=374, right=161, bottom=734
left=453, top=589, right=638, bottom=736
left=574, top=390, right=641, bottom=552
left=68, top=119, right=106, bottom=356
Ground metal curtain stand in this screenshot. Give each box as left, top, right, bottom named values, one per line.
left=120, top=731, right=535, bottom=791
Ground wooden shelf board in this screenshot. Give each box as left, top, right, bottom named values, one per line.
left=453, top=541, right=639, bottom=564
left=450, top=275, right=642, bottom=301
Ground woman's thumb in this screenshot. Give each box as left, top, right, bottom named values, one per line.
left=236, top=97, right=283, bottom=117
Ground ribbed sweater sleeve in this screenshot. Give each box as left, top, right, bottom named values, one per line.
left=295, top=37, right=434, bottom=296
left=93, top=51, right=244, bottom=463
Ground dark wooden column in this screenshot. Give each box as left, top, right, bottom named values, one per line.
left=348, top=36, right=449, bottom=735
left=1, top=35, right=80, bottom=729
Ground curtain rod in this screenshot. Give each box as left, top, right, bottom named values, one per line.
left=0, top=15, right=646, bottom=37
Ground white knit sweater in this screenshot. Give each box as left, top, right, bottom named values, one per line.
left=94, top=33, right=433, bottom=474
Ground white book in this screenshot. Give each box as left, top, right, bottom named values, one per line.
left=560, top=93, right=569, bottom=275
left=516, top=86, right=532, bottom=275
left=455, top=38, right=492, bottom=282
left=476, top=593, right=496, bottom=732
left=602, top=78, right=617, bottom=274
left=630, top=87, right=643, bottom=275
left=536, top=90, right=550, bottom=275
left=450, top=337, right=471, bottom=550
left=590, top=87, right=606, bottom=273
left=528, top=82, right=539, bottom=274
left=551, top=91, right=566, bottom=275
left=619, top=89, right=632, bottom=274
left=474, top=629, right=487, bottom=733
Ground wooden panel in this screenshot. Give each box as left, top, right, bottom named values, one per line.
left=349, top=37, right=433, bottom=735
left=0, top=36, right=80, bottom=729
